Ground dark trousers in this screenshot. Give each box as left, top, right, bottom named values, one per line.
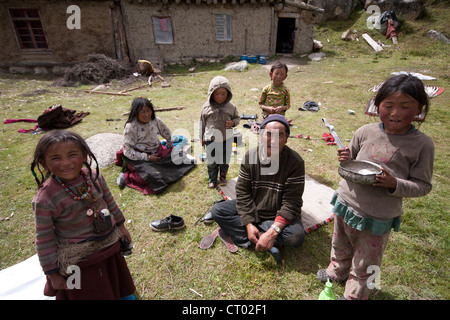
left=205, top=139, right=232, bottom=183
left=210, top=199, right=305, bottom=249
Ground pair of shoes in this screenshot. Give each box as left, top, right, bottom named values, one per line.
left=150, top=214, right=185, bottom=232
left=208, top=182, right=216, bottom=189
left=269, top=246, right=282, bottom=263
left=199, top=227, right=238, bottom=253
left=117, top=172, right=126, bottom=189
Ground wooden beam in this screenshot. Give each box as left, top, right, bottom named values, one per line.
left=85, top=90, right=131, bottom=96
left=284, top=0, right=324, bottom=12
left=362, top=33, right=383, bottom=52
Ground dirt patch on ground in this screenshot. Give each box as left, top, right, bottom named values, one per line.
left=264, top=54, right=308, bottom=71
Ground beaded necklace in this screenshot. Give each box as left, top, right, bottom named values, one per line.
left=54, top=173, right=111, bottom=232
left=54, top=172, right=93, bottom=201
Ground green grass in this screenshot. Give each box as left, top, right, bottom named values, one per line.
left=0, top=2, right=448, bottom=300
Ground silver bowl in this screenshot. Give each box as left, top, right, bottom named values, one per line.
left=338, top=160, right=382, bottom=185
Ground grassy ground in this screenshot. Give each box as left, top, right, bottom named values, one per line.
left=0, top=2, right=448, bottom=300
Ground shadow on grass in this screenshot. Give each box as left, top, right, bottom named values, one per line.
left=236, top=225, right=334, bottom=276
left=283, top=227, right=333, bottom=274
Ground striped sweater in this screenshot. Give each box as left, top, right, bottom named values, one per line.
left=236, top=145, right=305, bottom=226
left=32, top=169, right=125, bottom=274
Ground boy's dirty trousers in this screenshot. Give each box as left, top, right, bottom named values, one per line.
left=205, top=139, right=232, bottom=183
left=326, top=215, right=390, bottom=300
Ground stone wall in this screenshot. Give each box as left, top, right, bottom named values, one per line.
left=122, top=1, right=316, bottom=65
left=122, top=2, right=272, bottom=64
left=0, top=0, right=115, bottom=73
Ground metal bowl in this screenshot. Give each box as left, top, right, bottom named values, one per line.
left=338, top=160, right=382, bottom=185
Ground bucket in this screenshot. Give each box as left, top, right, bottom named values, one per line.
left=258, top=55, right=267, bottom=65
left=247, top=55, right=257, bottom=63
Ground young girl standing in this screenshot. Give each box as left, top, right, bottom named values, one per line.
left=317, top=74, right=435, bottom=300
left=200, top=76, right=240, bottom=188
left=31, top=130, right=135, bottom=300
left=259, top=62, right=291, bottom=120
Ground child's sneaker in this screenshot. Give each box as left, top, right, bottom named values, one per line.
left=219, top=177, right=227, bottom=186
left=219, top=172, right=227, bottom=186
left=117, top=172, right=126, bottom=189
left=316, top=269, right=348, bottom=284
left=316, top=269, right=331, bottom=284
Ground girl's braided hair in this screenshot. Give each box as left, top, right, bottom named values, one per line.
left=30, top=130, right=99, bottom=188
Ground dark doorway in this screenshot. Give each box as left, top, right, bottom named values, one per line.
left=276, top=18, right=296, bottom=53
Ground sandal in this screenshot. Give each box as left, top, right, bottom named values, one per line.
left=199, top=227, right=220, bottom=249
left=218, top=228, right=238, bottom=253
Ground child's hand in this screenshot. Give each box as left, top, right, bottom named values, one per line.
left=119, top=223, right=131, bottom=243
left=275, top=106, right=286, bottom=114
left=48, top=273, right=68, bottom=290
left=337, top=147, right=350, bottom=162
left=225, top=120, right=234, bottom=128
left=147, top=154, right=161, bottom=162
left=263, top=106, right=275, bottom=114
left=373, top=167, right=397, bottom=189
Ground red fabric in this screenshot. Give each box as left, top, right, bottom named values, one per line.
left=4, top=119, right=39, bottom=133
left=18, top=125, right=38, bottom=133
left=275, top=215, right=292, bottom=225
left=322, top=132, right=336, bottom=145
left=44, top=241, right=135, bottom=300
left=386, top=19, right=397, bottom=39
left=4, top=119, right=37, bottom=124
left=115, top=144, right=172, bottom=195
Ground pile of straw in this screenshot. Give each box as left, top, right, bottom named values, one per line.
left=58, top=54, right=130, bottom=86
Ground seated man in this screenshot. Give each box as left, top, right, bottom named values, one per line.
left=210, top=114, right=305, bottom=262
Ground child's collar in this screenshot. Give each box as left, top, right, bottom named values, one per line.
left=380, top=123, right=416, bottom=134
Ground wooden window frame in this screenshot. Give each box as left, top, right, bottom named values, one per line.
left=214, top=13, right=232, bottom=41
left=152, top=16, right=174, bottom=45
left=9, top=8, right=49, bottom=50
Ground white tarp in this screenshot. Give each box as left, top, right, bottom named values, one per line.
left=0, top=254, right=54, bottom=300
left=218, top=175, right=335, bottom=233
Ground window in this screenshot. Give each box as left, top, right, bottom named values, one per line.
left=214, top=14, right=232, bottom=41
left=9, top=8, right=48, bottom=49
left=152, top=17, right=173, bottom=44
